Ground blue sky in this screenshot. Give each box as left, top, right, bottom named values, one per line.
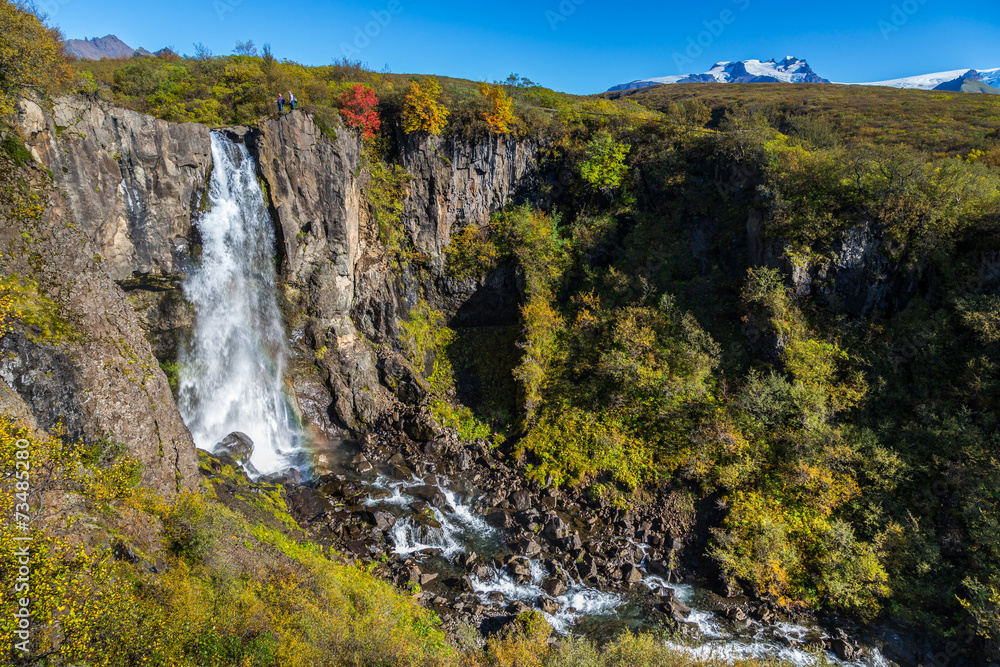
left=47, top=0, right=1000, bottom=94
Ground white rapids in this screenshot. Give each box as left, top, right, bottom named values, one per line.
left=644, top=577, right=891, bottom=667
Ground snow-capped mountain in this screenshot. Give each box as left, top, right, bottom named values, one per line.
left=857, top=68, right=1000, bottom=90
left=608, top=57, right=829, bottom=91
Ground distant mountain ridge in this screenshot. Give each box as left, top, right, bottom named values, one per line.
left=609, top=57, right=829, bottom=91
left=65, top=34, right=172, bottom=60
left=610, top=59, right=1000, bottom=95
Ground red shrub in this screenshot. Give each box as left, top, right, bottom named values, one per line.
left=339, top=84, right=380, bottom=139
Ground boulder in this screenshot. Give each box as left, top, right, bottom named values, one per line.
left=622, top=564, right=644, bottom=584
left=510, top=489, right=532, bottom=511
left=349, top=454, right=374, bottom=474
left=486, top=511, right=515, bottom=530
left=831, top=639, right=857, bottom=661
left=541, top=516, right=570, bottom=541
left=541, top=577, right=566, bottom=597
left=214, top=432, right=254, bottom=462
left=403, top=414, right=442, bottom=442
left=537, top=596, right=561, bottom=614
left=409, top=485, right=448, bottom=509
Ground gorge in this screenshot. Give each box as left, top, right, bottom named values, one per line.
left=4, top=44, right=1000, bottom=664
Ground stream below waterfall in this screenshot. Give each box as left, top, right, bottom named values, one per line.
left=339, top=463, right=892, bottom=667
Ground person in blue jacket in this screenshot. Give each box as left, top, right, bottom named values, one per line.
left=276, top=93, right=285, bottom=113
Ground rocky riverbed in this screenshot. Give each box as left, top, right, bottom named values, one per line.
left=202, top=419, right=895, bottom=667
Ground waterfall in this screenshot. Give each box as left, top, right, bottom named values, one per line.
left=177, top=132, right=303, bottom=476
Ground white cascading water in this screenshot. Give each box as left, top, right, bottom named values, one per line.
left=177, top=132, right=302, bottom=476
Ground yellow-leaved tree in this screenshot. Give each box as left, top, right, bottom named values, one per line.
left=401, top=78, right=449, bottom=135
left=0, top=1, right=73, bottom=119
left=478, top=82, right=516, bottom=134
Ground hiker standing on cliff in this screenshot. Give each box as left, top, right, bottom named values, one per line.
left=276, top=93, right=285, bottom=113
left=288, top=91, right=297, bottom=111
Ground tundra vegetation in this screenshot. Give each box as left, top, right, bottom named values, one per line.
left=3, top=0, right=1000, bottom=662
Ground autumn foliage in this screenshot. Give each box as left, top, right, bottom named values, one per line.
left=0, top=0, right=73, bottom=120
left=401, top=78, right=449, bottom=135
left=478, top=83, right=516, bottom=134
left=339, top=84, right=381, bottom=139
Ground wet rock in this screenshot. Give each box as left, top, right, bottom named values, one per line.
left=576, top=557, right=599, bottom=582
left=666, top=596, right=691, bottom=621
left=366, top=488, right=393, bottom=502
left=456, top=551, right=478, bottom=568
left=722, top=606, right=748, bottom=623
left=349, top=454, right=373, bottom=474
left=829, top=630, right=859, bottom=661
left=363, top=510, right=396, bottom=531
left=214, top=432, right=254, bottom=463
left=408, top=485, right=448, bottom=508
left=387, top=452, right=414, bottom=480
left=506, top=557, right=533, bottom=583
left=417, top=548, right=443, bottom=559
left=408, top=500, right=430, bottom=514
left=419, top=573, right=439, bottom=585
left=541, top=577, right=566, bottom=597
left=538, top=596, right=561, bottom=614
left=444, top=575, right=475, bottom=593
left=831, top=638, right=856, bottom=661
left=622, top=564, right=644, bottom=584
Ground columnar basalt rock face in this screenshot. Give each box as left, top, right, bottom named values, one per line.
left=399, top=132, right=538, bottom=258
left=18, top=97, right=212, bottom=281
left=243, top=113, right=382, bottom=433
left=246, top=113, right=538, bottom=431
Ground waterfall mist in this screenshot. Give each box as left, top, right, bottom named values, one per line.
left=177, top=132, right=303, bottom=476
